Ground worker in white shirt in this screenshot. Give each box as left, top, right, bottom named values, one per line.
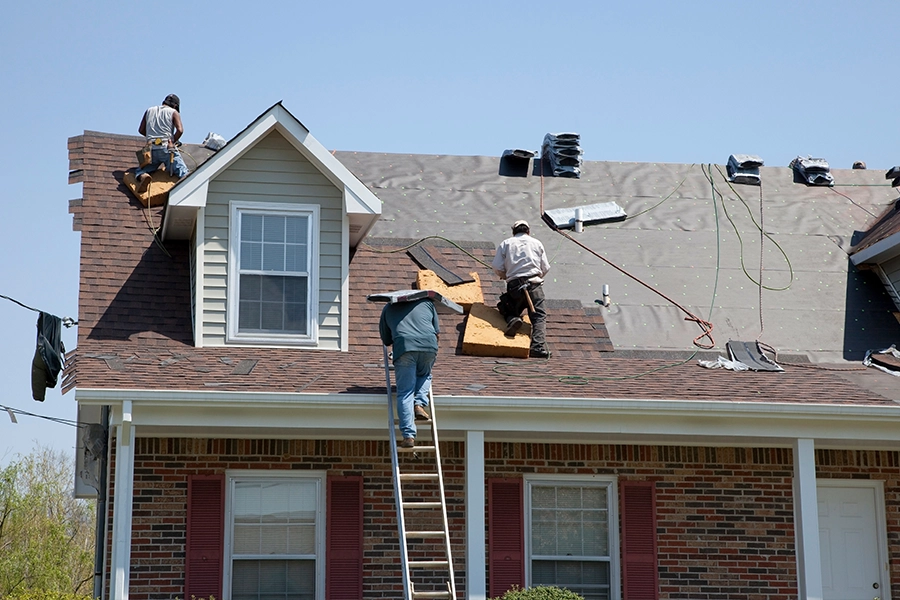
left=492, top=220, right=552, bottom=358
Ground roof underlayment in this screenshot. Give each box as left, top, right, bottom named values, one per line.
left=337, top=153, right=899, bottom=362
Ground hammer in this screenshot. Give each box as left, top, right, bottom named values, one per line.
left=513, top=281, right=536, bottom=313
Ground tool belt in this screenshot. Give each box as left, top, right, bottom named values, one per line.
left=136, top=145, right=152, bottom=168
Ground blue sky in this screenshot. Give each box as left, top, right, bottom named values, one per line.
left=1, top=1, right=897, bottom=462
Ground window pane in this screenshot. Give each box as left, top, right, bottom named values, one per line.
left=234, top=524, right=262, bottom=554
left=285, top=216, right=308, bottom=245
left=285, top=243, right=307, bottom=272
left=557, top=487, right=581, bottom=509
left=242, top=241, right=263, bottom=270
left=240, top=275, right=262, bottom=302
left=533, top=560, right=609, bottom=600
left=262, top=242, right=285, bottom=272
left=242, top=214, right=263, bottom=242
left=532, top=486, right=555, bottom=508
left=287, top=524, right=316, bottom=554
left=233, top=559, right=314, bottom=600
left=263, top=215, right=286, bottom=243
left=531, top=484, right=609, bottom=558
left=240, top=301, right=261, bottom=330
left=261, top=301, right=285, bottom=331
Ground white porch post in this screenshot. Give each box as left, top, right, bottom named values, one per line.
left=109, top=401, right=135, bottom=600
left=793, top=438, right=823, bottom=600
left=466, top=430, right=486, bottom=600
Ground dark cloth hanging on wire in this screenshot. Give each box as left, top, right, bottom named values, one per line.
left=31, top=312, right=65, bottom=402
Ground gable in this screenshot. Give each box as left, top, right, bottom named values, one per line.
left=162, top=102, right=380, bottom=245
left=196, top=130, right=344, bottom=349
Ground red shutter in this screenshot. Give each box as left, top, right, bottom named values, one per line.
left=326, top=476, right=363, bottom=600
left=185, top=474, right=225, bottom=599
left=620, top=481, right=658, bottom=600
left=489, top=478, right=524, bottom=598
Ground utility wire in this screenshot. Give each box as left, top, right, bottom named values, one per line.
left=0, top=294, right=77, bottom=327
left=1, top=403, right=84, bottom=428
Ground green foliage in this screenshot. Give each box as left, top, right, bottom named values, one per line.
left=2, top=591, right=93, bottom=600
left=0, top=445, right=95, bottom=598
left=492, top=586, right=586, bottom=600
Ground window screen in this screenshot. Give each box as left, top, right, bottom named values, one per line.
left=231, top=480, right=319, bottom=600
left=530, top=483, right=612, bottom=600
left=237, top=212, right=309, bottom=335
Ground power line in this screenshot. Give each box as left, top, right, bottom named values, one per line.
left=1, top=403, right=83, bottom=428
left=0, top=293, right=77, bottom=327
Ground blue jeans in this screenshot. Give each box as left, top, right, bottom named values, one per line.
left=135, top=145, right=189, bottom=178
left=394, top=351, right=435, bottom=439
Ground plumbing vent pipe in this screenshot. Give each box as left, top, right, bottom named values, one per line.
left=575, top=207, right=584, bottom=233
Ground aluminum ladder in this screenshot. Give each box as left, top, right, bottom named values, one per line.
left=383, top=345, right=458, bottom=600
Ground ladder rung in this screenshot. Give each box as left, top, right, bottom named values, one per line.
left=399, top=445, right=435, bottom=452
left=413, top=591, right=453, bottom=599
left=400, top=473, right=439, bottom=480
left=409, top=560, right=450, bottom=569
left=403, top=501, right=442, bottom=510
left=405, top=530, right=446, bottom=538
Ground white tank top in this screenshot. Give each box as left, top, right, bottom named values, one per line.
left=144, top=105, right=176, bottom=141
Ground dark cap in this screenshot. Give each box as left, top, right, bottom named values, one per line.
left=163, top=94, right=180, bottom=112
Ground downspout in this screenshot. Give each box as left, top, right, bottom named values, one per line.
left=92, top=405, right=110, bottom=600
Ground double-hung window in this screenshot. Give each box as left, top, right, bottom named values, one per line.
left=225, top=472, right=325, bottom=600
left=229, top=202, right=319, bottom=344
left=526, top=477, right=619, bottom=600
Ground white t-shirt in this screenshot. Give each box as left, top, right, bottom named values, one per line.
left=144, top=105, right=176, bottom=142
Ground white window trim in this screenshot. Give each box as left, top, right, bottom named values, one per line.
left=223, top=469, right=327, bottom=600
left=524, top=474, right=621, bottom=600
left=227, top=201, right=320, bottom=345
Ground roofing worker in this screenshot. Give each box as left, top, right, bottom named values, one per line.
left=492, top=220, right=552, bottom=358
left=135, top=94, right=188, bottom=193
left=379, top=297, right=440, bottom=449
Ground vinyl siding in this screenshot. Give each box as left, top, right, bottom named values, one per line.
left=200, top=131, right=344, bottom=348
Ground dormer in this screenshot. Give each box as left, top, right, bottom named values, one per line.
left=161, top=103, right=381, bottom=350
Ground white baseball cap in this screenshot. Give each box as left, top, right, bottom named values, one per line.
left=512, top=220, right=529, bottom=230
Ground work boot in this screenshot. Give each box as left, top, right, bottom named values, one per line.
left=504, top=317, right=524, bottom=337
left=414, top=405, right=431, bottom=421
left=530, top=347, right=552, bottom=359
left=136, top=173, right=151, bottom=194
left=400, top=437, right=415, bottom=448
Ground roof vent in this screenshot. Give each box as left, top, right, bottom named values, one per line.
left=885, top=166, right=900, bottom=187
left=726, top=154, right=764, bottom=185
left=500, top=149, right=536, bottom=177
left=541, top=132, right=582, bottom=178
left=790, top=155, right=834, bottom=186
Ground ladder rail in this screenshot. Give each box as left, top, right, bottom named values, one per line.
left=383, top=344, right=413, bottom=600
left=427, top=387, right=458, bottom=599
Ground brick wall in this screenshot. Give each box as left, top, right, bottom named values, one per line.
left=108, top=437, right=466, bottom=600
left=108, top=439, right=900, bottom=600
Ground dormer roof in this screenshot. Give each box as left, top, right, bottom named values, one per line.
left=161, top=102, right=381, bottom=245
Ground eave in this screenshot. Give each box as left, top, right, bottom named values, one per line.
left=76, top=387, right=900, bottom=451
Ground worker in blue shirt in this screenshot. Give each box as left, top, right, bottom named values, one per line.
left=379, top=298, right=440, bottom=448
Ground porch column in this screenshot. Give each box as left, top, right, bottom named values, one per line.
left=109, top=401, right=135, bottom=600
left=793, top=438, right=823, bottom=600
left=466, top=430, right=486, bottom=600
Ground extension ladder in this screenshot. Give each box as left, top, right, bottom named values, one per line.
left=383, top=345, right=458, bottom=600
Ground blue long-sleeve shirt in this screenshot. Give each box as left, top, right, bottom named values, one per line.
left=378, top=298, right=440, bottom=357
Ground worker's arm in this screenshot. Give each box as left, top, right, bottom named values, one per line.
left=138, top=112, right=147, bottom=136
left=378, top=309, right=393, bottom=347
left=172, top=111, right=184, bottom=144
left=491, top=245, right=507, bottom=279
left=539, top=246, right=551, bottom=277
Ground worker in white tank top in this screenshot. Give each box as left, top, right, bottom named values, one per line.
left=134, top=94, right=188, bottom=192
